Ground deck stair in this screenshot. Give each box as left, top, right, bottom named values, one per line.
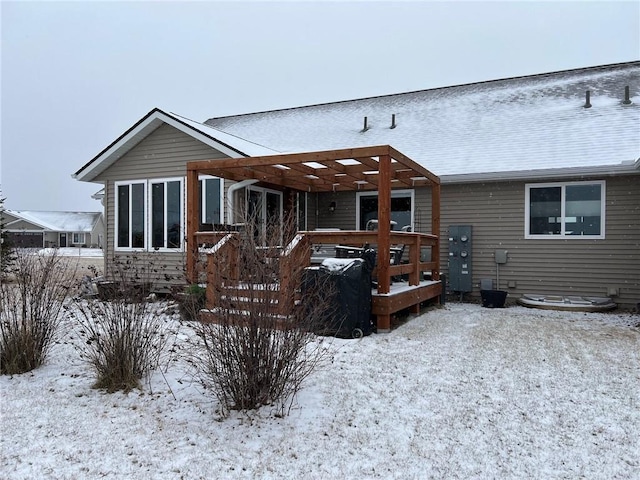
left=198, top=280, right=307, bottom=328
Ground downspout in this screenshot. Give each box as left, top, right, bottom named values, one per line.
left=227, top=179, right=258, bottom=224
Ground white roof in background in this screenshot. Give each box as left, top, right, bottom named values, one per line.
left=6, top=210, right=101, bottom=232
left=204, top=62, right=640, bottom=181
left=74, top=109, right=277, bottom=182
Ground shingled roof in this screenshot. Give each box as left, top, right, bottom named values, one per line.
left=204, top=62, right=639, bottom=182
left=75, top=62, right=639, bottom=185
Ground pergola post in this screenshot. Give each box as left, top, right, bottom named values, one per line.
left=377, top=153, right=392, bottom=331
left=377, top=153, right=391, bottom=293
left=431, top=183, right=441, bottom=281
left=186, top=168, right=199, bottom=284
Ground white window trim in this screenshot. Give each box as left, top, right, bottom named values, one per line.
left=72, top=232, right=86, bottom=244
left=355, top=189, right=415, bottom=231
left=524, top=180, right=605, bottom=240
left=114, top=180, right=147, bottom=252
left=114, top=178, right=186, bottom=252
left=149, top=177, right=184, bottom=252
left=199, top=175, right=224, bottom=225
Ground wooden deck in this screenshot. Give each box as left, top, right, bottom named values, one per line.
left=192, top=229, right=441, bottom=331
left=371, top=280, right=441, bottom=317
left=184, top=146, right=442, bottom=332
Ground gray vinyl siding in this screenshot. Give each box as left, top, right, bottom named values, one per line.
left=314, top=175, right=639, bottom=308
left=94, top=121, right=639, bottom=305
left=6, top=220, right=39, bottom=230
left=314, top=191, right=356, bottom=230
left=95, top=124, right=231, bottom=290
left=438, top=176, right=640, bottom=308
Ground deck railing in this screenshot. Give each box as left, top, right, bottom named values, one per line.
left=197, top=229, right=440, bottom=316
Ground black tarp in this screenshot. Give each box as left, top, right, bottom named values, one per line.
left=303, top=255, right=374, bottom=339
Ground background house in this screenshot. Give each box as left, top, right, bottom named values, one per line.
left=2, top=210, right=104, bottom=249
left=74, top=61, right=639, bottom=307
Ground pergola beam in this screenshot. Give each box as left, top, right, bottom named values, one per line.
left=190, top=145, right=437, bottom=194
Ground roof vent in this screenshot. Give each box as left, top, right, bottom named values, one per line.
left=390, top=114, right=397, bottom=129
left=362, top=116, right=370, bottom=132
left=622, top=86, right=632, bottom=105
left=584, top=90, right=592, bottom=109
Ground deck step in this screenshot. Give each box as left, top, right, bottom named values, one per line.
left=199, top=308, right=297, bottom=330
left=216, top=283, right=285, bottom=314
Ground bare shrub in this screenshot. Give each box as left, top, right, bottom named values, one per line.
left=192, top=212, right=336, bottom=416
left=174, top=283, right=207, bottom=322
left=96, top=254, right=157, bottom=301
left=71, top=258, right=168, bottom=392
left=0, top=195, right=16, bottom=278
left=71, top=299, right=167, bottom=392
left=0, top=248, right=77, bottom=374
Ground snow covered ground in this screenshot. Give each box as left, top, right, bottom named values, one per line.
left=1, top=303, right=638, bottom=479
left=37, top=247, right=104, bottom=258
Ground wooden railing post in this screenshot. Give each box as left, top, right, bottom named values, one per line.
left=204, top=233, right=238, bottom=310
left=409, top=234, right=421, bottom=286
left=206, top=251, right=218, bottom=309
left=279, top=234, right=310, bottom=315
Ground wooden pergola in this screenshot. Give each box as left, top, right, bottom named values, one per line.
left=185, top=145, right=441, bottom=331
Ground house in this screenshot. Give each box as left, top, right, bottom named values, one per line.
left=74, top=61, right=639, bottom=309
left=2, top=210, right=104, bottom=249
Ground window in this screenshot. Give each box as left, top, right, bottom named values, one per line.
left=199, top=177, right=223, bottom=225
left=247, top=186, right=283, bottom=245
left=72, top=233, right=85, bottom=244
left=525, top=181, right=605, bottom=239
left=151, top=179, right=183, bottom=249
left=116, top=181, right=146, bottom=249
left=115, top=178, right=184, bottom=251
left=356, top=190, right=414, bottom=231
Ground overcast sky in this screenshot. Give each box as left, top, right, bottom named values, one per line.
left=1, top=1, right=638, bottom=212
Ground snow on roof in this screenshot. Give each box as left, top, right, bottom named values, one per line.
left=7, top=210, right=101, bottom=232
left=74, top=109, right=277, bottom=182
left=170, top=113, right=280, bottom=157
left=204, top=62, right=640, bottom=180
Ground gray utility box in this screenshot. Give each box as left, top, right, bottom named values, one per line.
left=448, top=225, right=473, bottom=292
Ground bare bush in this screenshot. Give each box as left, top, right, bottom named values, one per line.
left=0, top=248, right=77, bottom=374
left=192, top=212, right=337, bottom=416
left=0, top=195, right=16, bottom=278
left=174, top=283, right=207, bottom=322
left=96, top=254, right=157, bottom=301
left=71, top=299, right=167, bottom=392
left=70, top=258, right=168, bottom=392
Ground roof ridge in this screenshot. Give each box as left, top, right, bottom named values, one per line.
left=205, top=60, right=640, bottom=122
